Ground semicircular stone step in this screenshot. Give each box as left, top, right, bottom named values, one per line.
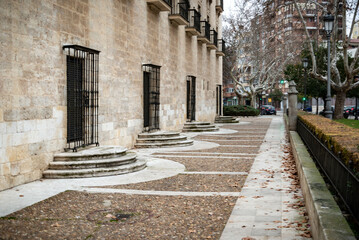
left=43, top=158, right=146, bottom=179
left=135, top=139, right=194, bottom=148
left=183, top=124, right=217, bottom=129
left=184, top=122, right=211, bottom=126
left=48, top=153, right=137, bottom=170
left=138, top=131, right=180, bottom=139
left=54, top=146, right=127, bottom=161
left=136, top=135, right=187, bottom=143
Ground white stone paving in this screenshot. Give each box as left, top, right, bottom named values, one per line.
left=220, top=116, right=310, bottom=240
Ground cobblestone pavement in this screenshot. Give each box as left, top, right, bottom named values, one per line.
left=0, top=115, right=311, bottom=239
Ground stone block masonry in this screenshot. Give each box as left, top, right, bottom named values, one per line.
left=0, top=0, right=223, bottom=190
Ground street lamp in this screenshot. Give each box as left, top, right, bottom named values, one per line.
left=323, top=13, right=334, bottom=119
left=302, top=58, right=308, bottom=111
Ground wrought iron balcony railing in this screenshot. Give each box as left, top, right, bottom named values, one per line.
left=210, top=29, right=218, bottom=47
left=200, top=21, right=210, bottom=41
left=169, top=2, right=189, bottom=25
left=218, top=39, right=225, bottom=52
left=146, top=0, right=172, bottom=12
left=187, top=9, right=201, bottom=33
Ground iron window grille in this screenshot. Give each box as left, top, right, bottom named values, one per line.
left=63, top=45, right=100, bottom=152
left=188, top=9, right=201, bottom=32
left=186, top=76, right=196, bottom=121
left=210, top=29, right=218, bottom=47
left=200, top=21, right=211, bottom=40
left=143, top=64, right=161, bottom=131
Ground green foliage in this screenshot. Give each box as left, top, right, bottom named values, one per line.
left=334, top=119, right=359, bottom=129
left=268, top=89, right=283, bottom=102
left=223, top=105, right=260, bottom=116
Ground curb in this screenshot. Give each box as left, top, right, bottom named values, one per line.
left=289, top=131, right=355, bottom=240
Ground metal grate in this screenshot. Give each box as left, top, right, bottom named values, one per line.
left=186, top=76, right=196, bottom=121
left=143, top=64, right=161, bottom=131
left=188, top=9, right=201, bottom=32
left=297, top=118, right=359, bottom=223
left=63, top=45, right=100, bottom=151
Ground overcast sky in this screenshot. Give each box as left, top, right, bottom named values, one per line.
left=223, top=0, right=236, bottom=18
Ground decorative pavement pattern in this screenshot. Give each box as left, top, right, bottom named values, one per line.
left=0, top=115, right=311, bottom=239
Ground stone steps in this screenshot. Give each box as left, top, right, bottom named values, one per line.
left=182, top=122, right=219, bottom=132
left=135, top=131, right=193, bottom=148
left=48, top=153, right=137, bottom=170
left=43, top=159, right=146, bottom=179
left=43, top=146, right=146, bottom=178
left=215, top=116, right=239, bottom=123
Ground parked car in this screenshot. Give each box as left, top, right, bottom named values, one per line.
left=261, top=105, right=276, bottom=115
left=343, top=106, right=354, bottom=119
left=343, top=106, right=359, bottom=119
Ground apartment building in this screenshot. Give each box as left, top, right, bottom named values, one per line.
left=0, top=0, right=225, bottom=190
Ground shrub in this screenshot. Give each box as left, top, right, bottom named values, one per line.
left=299, top=113, right=359, bottom=173
left=223, top=105, right=260, bottom=116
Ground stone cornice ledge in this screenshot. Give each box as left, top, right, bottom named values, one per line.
left=289, top=131, right=356, bottom=240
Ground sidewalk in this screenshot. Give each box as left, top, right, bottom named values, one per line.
left=0, top=115, right=311, bottom=239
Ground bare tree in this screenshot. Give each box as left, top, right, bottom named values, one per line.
left=293, top=0, right=359, bottom=119
left=223, top=0, right=297, bottom=108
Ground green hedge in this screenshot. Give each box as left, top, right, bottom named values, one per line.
left=223, top=105, right=260, bottom=116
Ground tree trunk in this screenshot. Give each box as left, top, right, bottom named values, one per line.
left=251, top=94, right=257, bottom=108
left=333, top=91, right=346, bottom=119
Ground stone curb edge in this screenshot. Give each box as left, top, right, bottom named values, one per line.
left=289, top=130, right=356, bottom=240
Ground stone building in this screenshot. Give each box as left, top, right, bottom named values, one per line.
left=0, top=0, right=224, bottom=190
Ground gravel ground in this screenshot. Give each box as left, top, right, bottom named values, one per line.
left=104, top=174, right=247, bottom=192
left=153, top=156, right=254, bottom=172
left=195, top=140, right=264, bottom=145
left=182, top=146, right=260, bottom=154
left=0, top=191, right=236, bottom=240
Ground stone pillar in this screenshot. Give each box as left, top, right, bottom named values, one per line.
left=288, top=81, right=298, bottom=131
left=283, top=93, right=288, bottom=116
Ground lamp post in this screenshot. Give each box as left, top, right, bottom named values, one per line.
left=323, top=13, right=334, bottom=119
left=302, top=58, right=308, bottom=111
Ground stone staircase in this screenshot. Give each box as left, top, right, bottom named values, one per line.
left=215, top=116, right=239, bottom=123
left=43, top=146, right=146, bottom=178
left=135, top=131, right=193, bottom=148
left=182, top=122, right=219, bottom=132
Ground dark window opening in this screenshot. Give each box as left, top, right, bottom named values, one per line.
left=63, top=45, right=100, bottom=151
left=187, top=76, right=196, bottom=121
left=143, top=64, right=161, bottom=131
left=216, top=85, right=222, bottom=115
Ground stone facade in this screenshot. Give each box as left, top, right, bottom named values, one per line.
left=0, top=0, right=223, bottom=190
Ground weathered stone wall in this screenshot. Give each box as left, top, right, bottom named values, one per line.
left=0, top=0, right=223, bottom=190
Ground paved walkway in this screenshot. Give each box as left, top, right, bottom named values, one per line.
left=221, top=116, right=309, bottom=239
left=0, top=115, right=311, bottom=239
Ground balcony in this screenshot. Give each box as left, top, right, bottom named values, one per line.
left=216, top=39, right=225, bottom=57
left=216, top=0, right=223, bottom=13
left=169, top=2, right=189, bottom=26
left=185, top=9, right=201, bottom=36
left=146, top=0, right=172, bottom=12
left=197, top=21, right=211, bottom=44
left=207, top=29, right=218, bottom=49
